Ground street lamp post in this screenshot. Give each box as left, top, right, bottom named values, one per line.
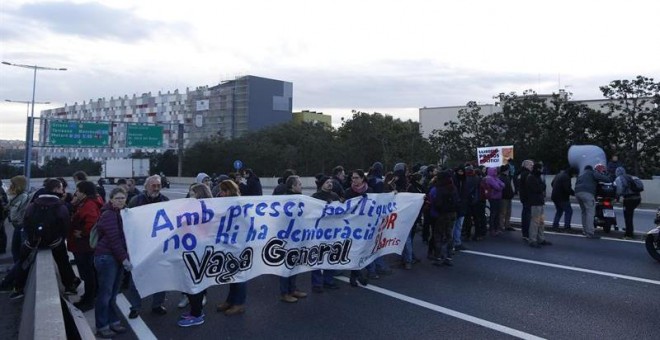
left=2, top=61, right=66, bottom=180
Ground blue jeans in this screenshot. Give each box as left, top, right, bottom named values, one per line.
left=94, top=255, right=123, bottom=329
left=366, top=256, right=389, bottom=274
left=311, top=270, right=336, bottom=287
left=521, top=203, right=531, bottom=238
left=127, top=276, right=166, bottom=311
left=552, top=200, right=573, bottom=228
left=280, top=275, right=298, bottom=295
left=452, top=215, right=465, bottom=247
left=226, top=283, right=247, bottom=305
left=402, top=234, right=413, bottom=264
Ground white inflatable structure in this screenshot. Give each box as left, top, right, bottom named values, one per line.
left=568, top=145, right=607, bottom=175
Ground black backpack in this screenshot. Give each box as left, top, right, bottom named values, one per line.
left=626, top=175, right=644, bottom=193
left=24, top=203, right=59, bottom=246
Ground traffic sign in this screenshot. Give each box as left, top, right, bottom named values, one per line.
left=233, top=160, right=243, bottom=170
left=49, top=120, right=110, bottom=147
left=126, top=124, right=163, bottom=148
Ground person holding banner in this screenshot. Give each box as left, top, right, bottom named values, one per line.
left=345, top=169, right=372, bottom=287
left=310, top=176, right=341, bottom=292
left=126, top=175, right=170, bottom=318
left=178, top=183, right=214, bottom=327
left=94, top=187, right=131, bottom=338
left=276, top=175, right=309, bottom=302
left=215, top=180, right=248, bottom=316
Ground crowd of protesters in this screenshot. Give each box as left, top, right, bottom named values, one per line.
left=0, top=158, right=645, bottom=335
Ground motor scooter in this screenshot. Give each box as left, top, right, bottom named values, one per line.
left=594, top=181, right=617, bottom=233
left=645, top=208, right=660, bottom=262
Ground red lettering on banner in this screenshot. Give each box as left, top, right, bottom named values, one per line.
left=384, top=213, right=398, bottom=229
left=479, top=149, right=498, bottom=164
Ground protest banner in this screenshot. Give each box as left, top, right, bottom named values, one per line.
left=477, top=145, right=514, bottom=167
left=122, top=193, right=424, bottom=296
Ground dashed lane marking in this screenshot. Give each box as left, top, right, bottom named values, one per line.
left=463, top=250, right=660, bottom=286
left=335, top=276, right=546, bottom=340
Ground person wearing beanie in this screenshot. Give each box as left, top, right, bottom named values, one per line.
left=526, top=163, right=550, bottom=247
left=368, top=162, right=385, bottom=194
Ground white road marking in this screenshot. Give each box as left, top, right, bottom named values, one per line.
left=335, top=277, right=546, bottom=340
left=117, top=293, right=158, bottom=340
left=463, top=250, right=660, bottom=286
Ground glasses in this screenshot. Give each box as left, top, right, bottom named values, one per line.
left=112, top=196, right=127, bottom=200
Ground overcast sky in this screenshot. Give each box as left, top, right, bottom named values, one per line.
left=1, top=0, right=658, bottom=140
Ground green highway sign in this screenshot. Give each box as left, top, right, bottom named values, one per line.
left=49, top=120, right=110, bottom=147
left=126, top=124, right=163, bottom=148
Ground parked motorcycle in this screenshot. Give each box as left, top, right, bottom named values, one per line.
left=594, top=181, right=617, bottom=233
left=645, top=208, right=660, bottom=262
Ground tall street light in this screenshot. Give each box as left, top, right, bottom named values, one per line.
left=2, top=61, right=67, bottom=180
left=5, top=99, right=51, bottom=117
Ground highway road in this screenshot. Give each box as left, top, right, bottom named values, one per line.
left=9, top=180, right=657, bottom=339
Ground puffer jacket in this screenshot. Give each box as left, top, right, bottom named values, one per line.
left=8, top=192, right=29, bottom=227
left=94, top=202, right=129, bottom=263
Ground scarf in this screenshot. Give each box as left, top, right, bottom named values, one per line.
left=351, top=181, right=368, bottom=194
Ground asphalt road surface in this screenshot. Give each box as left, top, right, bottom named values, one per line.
left=60, top=182, right=658, bottom=340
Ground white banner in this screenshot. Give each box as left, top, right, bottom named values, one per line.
left=122, top=193, right=424, bottom=296
left=477, top=145, right=514, bottom=167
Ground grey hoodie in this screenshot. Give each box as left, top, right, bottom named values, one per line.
left=574, top=168, right=612, bottom=195
left=614, top=167, right=640, bottom=198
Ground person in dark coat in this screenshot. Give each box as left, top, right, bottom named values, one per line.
left=11, top=178, right=80, bottom=300
left=94, top=187, right=130, bottom=337
left=517, top=160, right=534, bottom=240
left=344, top=169, right=372, bottom=286
left=272, top=169, right=296, bottom=195
left=498, top=164, right=516, bottom=232
left=68, top=180, right=104, bottom=311
left=429, top=170, right=460, bottom=266
left=240, top=168, right=263, bottom=196
left=551, top=167, right=576, bottom=230
left=310, top=176, right=341, bottom=292
left=526, top=163, right=550, bottom=248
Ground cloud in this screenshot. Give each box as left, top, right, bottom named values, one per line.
left=3, top=2, right=189, bottom=42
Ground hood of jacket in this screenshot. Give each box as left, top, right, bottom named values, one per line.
left=487, top=167, right=498, bottom=177
left=196, top=172, right=210, bottom=184
left=615, top=166, right=626, bottom=177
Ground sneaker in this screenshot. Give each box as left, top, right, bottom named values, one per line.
left=224, top=305, right=245, bottom=315
left=280, top=294, right=298, bottom=303
left=180, top=311, right=206, bottom=319
left=128, top=309, right=140, bottom=319
left=403, top=263, right=412, bottom=270
left=73, top=300, right=94, bottom=312
left=177, top=314, right=205, bottom=327
left=584, top=234, right=601, bottom=239
left=442, top=259, right=453, bottom=266
left=539, top=240, right=553, bottom=246
left=291, top=290, right=307, bottom=298
left=177, top=295, right=189, bottom=308
left=151, top=306, right=167, bottom=315
left=9, top=289, right=24, bottom=300
left=96, top=327, right=115, bottom=338
left=110, top=323, right=127, bottom=334
left=622, top=235, right=635, bottom=240
left=529, top=241, right=541, bottom=248
left=216, top=302, right=231, bottom=312
left=312, top=286, right=324, bottom=293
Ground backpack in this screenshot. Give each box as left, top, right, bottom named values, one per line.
left=627, top=175, right=644, bottom=193
left=23, top=203, right=59, bottom=245
left=480, top=180, right=491, bottom=201
left=89, top=221, right=100, bottom=248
